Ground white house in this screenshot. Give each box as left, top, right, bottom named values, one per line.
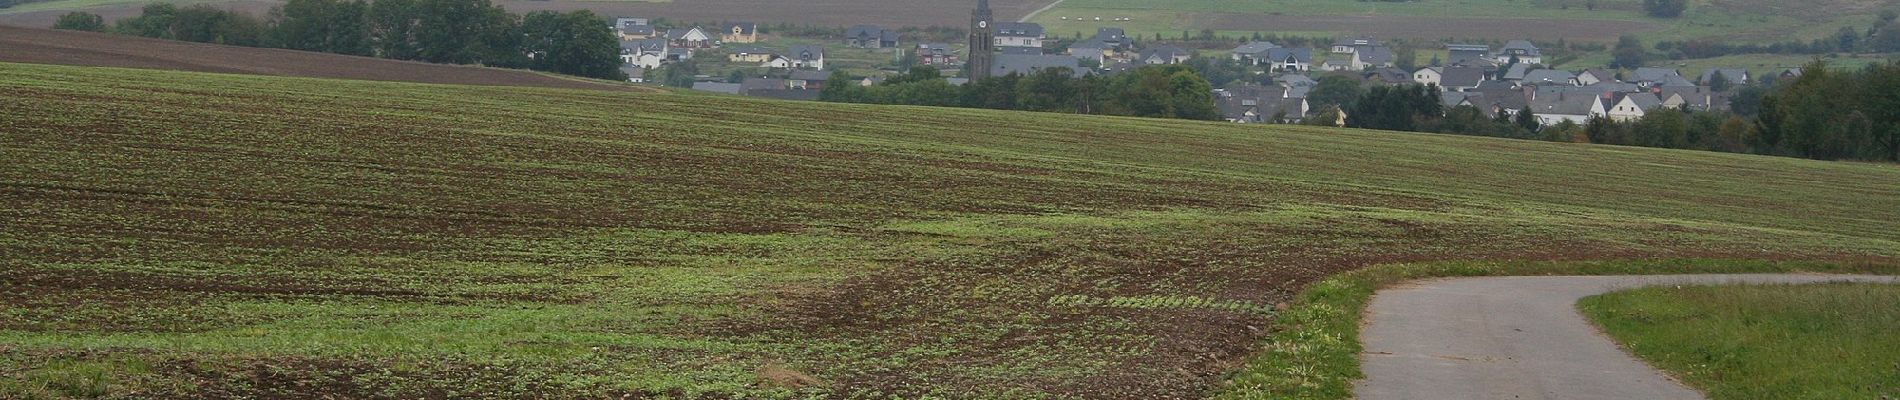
left=1497, top=40, right=1542, bottom=64
left=1529, top=92, right=1606, bottom=125
left=1413, top=67, right=1443, bottom=86
left=785, top=45, right=825, bottom=70
left=1607, top=92, right=1662, bottom=122
left=994, top=22, right=1045, bottom=50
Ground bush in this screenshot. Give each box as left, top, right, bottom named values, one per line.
left=1643, top=0, right=1688, bottom=18
left=53, top=12, right=107, bottom=32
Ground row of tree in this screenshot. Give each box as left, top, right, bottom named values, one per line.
left=53, top=0, right=624, bottom=80
left=818, top=66, right=1220, bottom=121
left=1314, top=59, right=1899, bottom=162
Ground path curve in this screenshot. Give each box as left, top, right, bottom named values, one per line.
left=1016, top=0, right=1063, bottom=23
left=1354, top=274, right=1900, bottom=400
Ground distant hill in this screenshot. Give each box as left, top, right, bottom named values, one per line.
left=0, top=26, right=639, bottom=91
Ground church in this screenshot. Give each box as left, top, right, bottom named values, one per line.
left=967, top=0, right=995, bottom=79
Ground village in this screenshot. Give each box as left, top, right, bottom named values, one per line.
left=608, top=9, right=1780, bottom=127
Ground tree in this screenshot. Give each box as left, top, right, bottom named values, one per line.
left=272, top=0, right=372, bottom=55
left=368, top=0, right=421, bottom=59
left=1514, top=107, right=1540, bottom=133
left=1349, top=83, right=1441, bottom=132
left=1166, top=68, right=1219, bottom=120
left=1837, top=26, right=1860, bottom=53
left=1883, top=9, right=1899, bottom=24
left=1706, top=71, right=1731, bottom=92
left=1643, top=0, right=1687, bottom=18
left=1306, top=74, right=1364, bottom=110
left=656, top=59, right=698, bottom=88
left=53, top=11, right=106, bottom=32
left=1633, top=108, right=1688, bottom=148
left=115, top=3, right=180, bottom=39
left=520, top=10, right=624, bottom=80
left=1016, top=67, right=1076, bottom=112
left=1612, top=35, right=1646, bottom=69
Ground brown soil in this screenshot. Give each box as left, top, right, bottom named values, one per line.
left=0, top=25, right=641, bottom=91
left=0, top=0, right=1054, bottom=31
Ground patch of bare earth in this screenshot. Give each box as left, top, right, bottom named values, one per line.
left=0, top=26, right=642, bottom=91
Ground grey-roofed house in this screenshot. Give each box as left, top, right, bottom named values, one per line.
left=993, top=54, right=1080, bottom=76
left=1439, top=66, right=1487, bottom=91
left=787, top=70, right=831, bottom=90
left=1331, top=37, right=1381, bottom=53
left=994, top=22, right=1046, bottom=50
left=1353, top=45, right=1396, bottom=69
left=1095, top=27, right=1127, bottom=47
left=1265, top=48, right=1314, bottom=72
left=1138, top=45, right=1191, bottom=65
left=1522, top=69, right=1579, bottom=86
left=1002, top=46, right=1043, bottom=55
left=692, top=81, right=742, bottom=94
left=1698, top=68, right=1749, bottom=86
left=1501, top=64, right=1532, bottom=81
left=1527, top=91, right=1606, bottom=125
left=1577, top=68, right=1617, bottom=85
left=1232, top=41, right=1281, bottom=65
left=916, top=43, right=959, bottom=66
left=1069, top=38, right=1113, bottom=64
left=1446, top=44, right=1491, bottom=67
left=1607, top=92, right=1663, bottom=121
left=786, top=45, right=825, bottom=70
left=846, top=25, right=900, bottom=49
left=1498, top=40, right=1542, bottom=64
left=1365, top=67, right=1411, bottom=85
left=1631, top=67, right=1687, bottom=86
left=620, top=65, right=645, bottom=83
left=1658, top=86, right=1718, bottom=110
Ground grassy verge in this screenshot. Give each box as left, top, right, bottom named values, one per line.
left=1212, top=259, right=1900, bottom=399
left=1580, top=282, right=1900, bottom=400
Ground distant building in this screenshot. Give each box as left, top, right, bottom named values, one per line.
left=1331, top=37, right=1381, bottom=54
left=846, top=25, right=900, bottom=49
left=916, top=43, right=959, bottom=66
left=722, top=23, right=759, bottom=44
left=1445, top=44, right=1491, bottom=67
left=993, top=54, right=1079, bottom=76
left=1264, top=48, right=1313, bottom=72
left=727, top=46, right=775, bottom=63
left=1497, top=40, right=1542, bottom=64
left=1231, top=41, right=1281, bottom=66
left=667, top=27, right=713, bottom=48
left=616, top=18, right=655, bottom=40
left=994, top=22, right=1045, bottom=50
left=967, top=0, right=995, bottom=79
left=786, top=45, right=825, bottom=70
left=1137, top=45, right=1190, bottom=65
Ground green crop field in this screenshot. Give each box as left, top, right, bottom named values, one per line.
left=3, top=61, right=1899, bottom=398
left=1582, top=283, right=1900, bottom=399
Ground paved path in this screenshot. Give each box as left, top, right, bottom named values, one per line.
left=1354, top=274, right=1900, bottom=400
left=1017, top=0, right=1063, bottom=23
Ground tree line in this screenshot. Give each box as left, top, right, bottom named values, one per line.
left=1306, top=59, right=1900, bottom=162
left=819, top=65, right=1220, bottom=121
left=52, top=0, right=625, bottom=80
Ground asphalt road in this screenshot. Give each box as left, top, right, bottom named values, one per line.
left=1354, top=274, right=1900, bottom=400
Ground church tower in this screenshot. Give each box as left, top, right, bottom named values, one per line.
left=967, top=0, right=995, bottom=79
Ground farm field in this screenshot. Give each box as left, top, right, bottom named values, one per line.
left=1581, top=283, right=1900, bottom=399
left=0, top=26, right=642, bottom=92
left=1030, top=0, right=1898, bottom=43
left=4, top=60, right=1900, bottom=398
left=0, top=0, right=1048, bottom=30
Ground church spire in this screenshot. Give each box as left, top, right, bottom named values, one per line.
left=967, top=0, right=995, bottom=79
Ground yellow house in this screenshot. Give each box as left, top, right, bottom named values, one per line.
left=722, top=23, right=759, bottom=44
left=727, top=46, right=775, bottom=63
